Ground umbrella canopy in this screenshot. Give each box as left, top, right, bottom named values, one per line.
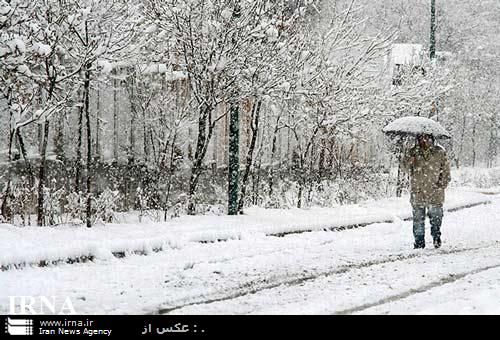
left=382, top=116, right=451, bottom=139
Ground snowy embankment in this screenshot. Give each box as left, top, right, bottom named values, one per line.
left=2, top=193, right=500, bottom=315
left=0, top=188, right=493, bottom=270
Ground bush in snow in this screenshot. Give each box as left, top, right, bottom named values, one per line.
left=42, top=185, right=65, bottom=226
left=64, top=191, right=87, bottom=225
left=451, top=167, right=500, bottom=189
left=93, top=189, right=120, bottom=224
left=10, top=180, right=35, bottom=226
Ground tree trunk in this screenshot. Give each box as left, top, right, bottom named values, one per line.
left=471, top=122, right=477, bottom=167
left=128, top=68, right=136, bottom=163
left=113, top=69, right=119, bottom=161
left=1, top=181, right=12, bottom=223
left=76, top=85, right=84, bottom=192
left=53, top=111, right=65, bottom=161
left=163, top=132, right=178, bottom=221
left=252, top=160, right=261, bottom=206
left=187, top=105, right=213, bottom=215
left=37, top=121, right=50, bottom=226
left=187, top=101, right=223, bottom=214
left=143, top=109, right=149, bottom=162
left=457, top=114, right=467, bottom=168
left=238, top=100, right=261, bottom=214
left=297, top=177, right=304, bottom=208
left=16, top=128, right=34, bottom=186
left=487, top=116, right=497, bottom=168
left=307, top=147, right=316, bottom=205
left=95, top=83, right=101, bottom=161
left=2, top=107, right=15, bottom=223
left=318, top=147, right=326, bottom=179
left=16, top=128, right=35, bottom=225
left=84, top=64, right=92, bottom=228
left=268, top=116, right=281, bottom=199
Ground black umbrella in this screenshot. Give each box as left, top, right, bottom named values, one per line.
left=382, top=116, right=451, bottom=139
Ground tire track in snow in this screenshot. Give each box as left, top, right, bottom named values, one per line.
left=158, top=242, right=499, bottom=314
left=335, top=262, right=500, bottom=315
left=270, top=200, right=491, bottom=237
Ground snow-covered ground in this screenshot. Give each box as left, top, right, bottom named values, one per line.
left=1, top=187, right=500, bottom=315
left=0, top=188, right=493, bottom=269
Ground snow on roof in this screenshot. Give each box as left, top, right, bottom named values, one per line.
left=166, top=70, right=188, bottom=81
left=391, top=43, right=423, bottom=65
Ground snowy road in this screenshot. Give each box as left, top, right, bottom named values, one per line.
left=1, top=195, right=500, bottom=315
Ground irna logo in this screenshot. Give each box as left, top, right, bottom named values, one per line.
left=9, top=296, right=76, bottom=315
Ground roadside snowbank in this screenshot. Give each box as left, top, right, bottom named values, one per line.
left=0, top=189, right=491, bottom=269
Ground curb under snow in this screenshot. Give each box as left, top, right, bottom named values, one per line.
left=0, top=193, right=493, bottom=271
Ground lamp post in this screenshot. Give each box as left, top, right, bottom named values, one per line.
left=227, top=3, right=241, bottom=216
left=228, top=103, right=240, bottom=215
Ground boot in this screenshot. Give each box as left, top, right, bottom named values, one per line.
left=414, top=238, right=425, bottom=249
left=433, top=236, right=441, bottom=249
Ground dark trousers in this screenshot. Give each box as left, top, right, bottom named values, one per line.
left=412, top=206, right=443, bottom=241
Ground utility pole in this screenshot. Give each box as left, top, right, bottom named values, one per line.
left=429, top=0, right=439, bottom=121
left=430, top=0, right=436, bottom=60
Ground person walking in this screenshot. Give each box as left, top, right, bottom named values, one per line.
left=402, top=134, right=451, bottom=249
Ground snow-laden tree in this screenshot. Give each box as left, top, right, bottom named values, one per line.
left=141, top=0, right=320, bottom=214
left=1, top=0, right=141, bottom=225
left=258, top=0, right=393, bottom=208
left=1, top=0, right=498, bottom=224
left=1, top=0, right=80, bottom=224
left=60, top=0, right=141, bottom=227
left=445, top=55, right=500, bottom=168
left=1, top=0, right=34, bottom=221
